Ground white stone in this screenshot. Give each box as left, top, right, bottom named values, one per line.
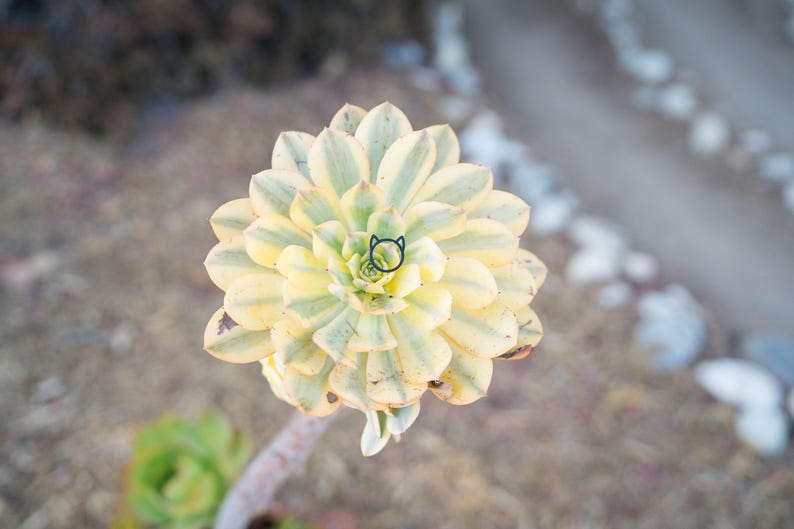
left=567, top=215, right=628, bottom=253
left=758, top=153, right=794, bottom=184
left=784, top=181, right=794, bottom=214
left=694, top=359, right=784, bottom=409
left=620, top=48, right=674, bottom=85
left=459, top=110, right=525, bottom=170
left=635, top=285, right=706, bottom=370
left=531, top=192, right=577, bottom=235
left=604, top=19, right=638, bottom=51
left=689, top=112, right=730, bottom=157
left=433, top=3, right=467, bottom=74
left=565, top=248, right=622, bottom=285
left=735, top=406, right=789, bottom=456
left=509, top=161, right=557, bottom=203
left=601, top=0, right=632, bottom=21
left=739, top=129, right=772, bottom=155
left=433, top=2, right=480, bottom=96
left=447, top=65, right=482, bottom=97
left=623, top=251, right=659, bottom=284
left=657, top=83, right=697, bottom=120
left=597, top=281, right=633, bottom=308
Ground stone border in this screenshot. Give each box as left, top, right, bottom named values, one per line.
left=572, top=0, right=794, bottom=215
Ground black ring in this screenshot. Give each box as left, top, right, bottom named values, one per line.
left=369, top=234, right=405, bottom=273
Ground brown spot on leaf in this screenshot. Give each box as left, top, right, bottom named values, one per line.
left=327, top=392, right=339, bottom=404
left=428, top=379, right=452, bottom=399
left=217, top=311, right=238, bottom=335
left=498, top=345, right=532, bottom=361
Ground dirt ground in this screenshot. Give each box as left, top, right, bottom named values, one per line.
left=2, top=67, right=793, bottom=529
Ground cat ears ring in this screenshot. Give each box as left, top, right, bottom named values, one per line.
left=369, top=234, right=405, bottom=273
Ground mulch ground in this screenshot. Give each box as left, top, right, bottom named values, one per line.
left=1, top=66, right=792, bottom=529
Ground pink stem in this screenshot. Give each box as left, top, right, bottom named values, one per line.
left=214, top=410, right=339, bottom=529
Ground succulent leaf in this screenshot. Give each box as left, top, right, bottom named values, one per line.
left=243, top=214, right=311, bottom=267
left=437, top=257, right=499, bottom=310
left=437, top=218, right=519, bottom=268
left=376, top=130, right=437, bottom=213
left=283, top=358, right=341, bottom=416
left=249, top=168, right=311, bottom=217
left=204, top=235, right=269, bottom=291
left=210, top=198, right=256, bottom=241
left=441, top=303, right=518, bottom=359
left=308, top=128, right=369, bottom=196
left=431, top=340, right=493, bottom=405
left=491, top=262, right=537, bottom=312
left=223, top=272, right=285, bottom=330
left=340, top=179, right=387, bottom=231
left=204, top=307, right=275, bottom=363
left=410, top=162, right=492, bottom=210
left=271, top=131, right=315, bottom=180
left=424, top=124, right=461, bottom=173
left=354, top=102, right=413, bottom=181
left=289, top=187, right=345, bottom=232
left=329, top=103, right=368, bottom=134
left=404, top=201, right=467, bottom=242
left=469, top=189, right=531, bottom=236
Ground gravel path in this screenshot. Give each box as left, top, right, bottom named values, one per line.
left=463, top=0, right=794, bottom=332
left=636, top=0, right=794, bottom=149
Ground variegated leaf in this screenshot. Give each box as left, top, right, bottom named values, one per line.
left=354, top=102, right=413, bottom=181
left=469, top=190, right=530, bottom=236
left=441, top=303, right=518, bottom=359
left=329, top=103, right=368, bottom=134
left=425, top=124, right=460, bottom=173
left=209, top=198, right=256, bottom=241
left=410, top=163, right=492, bottom=210
left=437, top=218, right=518, bottom=267
left=243, top=214, right=311, bottom=268
left=205, top=235, right=269, bottom=291
left=308, top=128, right=369, bottom=197
left=223, top=272, right=285, bottom=330
left=249, top=168, right=311, bottom=217
left=430, top=339, right=493, bottom=405
left=271, top=131, right=315, bottom=180
left=437, top=257, right=498, bottom=309
left=375, top=130, right=436, bottom=213
left=204, top=307, right=275, bottom=364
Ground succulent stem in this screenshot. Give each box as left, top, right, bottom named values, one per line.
left=214, top=409, right=340, bottom=529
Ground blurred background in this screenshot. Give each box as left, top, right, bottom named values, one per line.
left=2, top=0, right=793, bottom=528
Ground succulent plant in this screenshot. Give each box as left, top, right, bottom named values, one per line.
left=125, top=414, right=249, bottom=529
left=204, top=102, right=546, bottom=455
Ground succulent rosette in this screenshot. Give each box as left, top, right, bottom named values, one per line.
left=126, top=414, right=249, bottom=528
left=204, top=102, right=546, bottom=455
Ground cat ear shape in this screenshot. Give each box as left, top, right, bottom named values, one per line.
left=370, top=234, right=379, bottom=252
left=395, top=236, right=405, bottom=251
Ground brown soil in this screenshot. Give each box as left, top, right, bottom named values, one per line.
left=1, top=67, right=792, bottom=529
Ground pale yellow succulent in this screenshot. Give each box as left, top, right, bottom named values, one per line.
left=204, top=102, right=546, bottom=455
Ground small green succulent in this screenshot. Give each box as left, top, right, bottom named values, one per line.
left=125, top=414, right=249, bottom=529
